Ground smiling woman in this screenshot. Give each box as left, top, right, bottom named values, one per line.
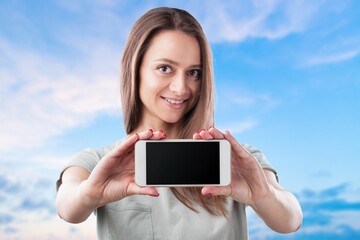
left=138, top=30, right=202, bottom=132
left=55, top=7, right=302, bottom=240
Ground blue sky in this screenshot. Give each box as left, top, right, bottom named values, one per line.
left=0, top=0, right=359, bottom=239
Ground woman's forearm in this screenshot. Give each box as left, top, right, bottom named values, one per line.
left=251, top=184, right=303, bottom=233
left=56, top=167, right=99, bottom=224
left=56, top=180, right=97, bottom=223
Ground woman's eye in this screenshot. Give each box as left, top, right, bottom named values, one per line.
left=189, top=69, right=201, bottom=78
left=158, top=65, right=172, bottom=73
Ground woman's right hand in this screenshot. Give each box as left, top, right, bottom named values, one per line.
left=79, top=129, right=166, bottom=209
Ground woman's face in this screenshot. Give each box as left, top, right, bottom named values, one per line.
left=138, top=30, right=202, bottom=126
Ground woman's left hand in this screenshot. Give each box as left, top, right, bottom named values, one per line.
left=194, top=127, right=303, bottom=233
left=193, top=127, right=270, bottom=206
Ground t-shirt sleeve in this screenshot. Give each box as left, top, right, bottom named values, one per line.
left=241, top=144, right=278, bottom=181
left=56, top=148, right=101, bottom=190
left=56, top=142, right=118, bottom=191
left=67, top=148, right=101, bottom=172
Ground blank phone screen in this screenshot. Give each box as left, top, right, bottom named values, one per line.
left=146, top=142, right=220, bottom=185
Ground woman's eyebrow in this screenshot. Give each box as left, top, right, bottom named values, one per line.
left=154, top=58, right=202, bottom=68
left=154, top=58, right=178, bottom=65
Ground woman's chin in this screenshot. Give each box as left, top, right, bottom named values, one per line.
left=161, top=115, right=183, bottom=124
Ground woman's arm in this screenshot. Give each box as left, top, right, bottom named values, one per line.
left=195, top=127, right=302, bottom=233
left=56, top=166, right=97, bottom=223
left=55, top=130, right=164, bottom=224
left=250, top=170, right=302, bottom=233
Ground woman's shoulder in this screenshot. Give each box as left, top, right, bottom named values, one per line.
left=241, top=143, right=277, bottom=174
left=64, top=140, right=122, bottom=172
left=91, top=140, right=121, bottom=158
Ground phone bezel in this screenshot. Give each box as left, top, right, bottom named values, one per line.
left=135, top=139, right=231, bottom=187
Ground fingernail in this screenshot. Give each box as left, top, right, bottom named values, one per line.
left=193, top=131, right=198, bottom=135
left=208, top=125, right=214, bottom=129
left=199, top=128, right=205, bottom=132
left=159, top=129, right=164, bottom=133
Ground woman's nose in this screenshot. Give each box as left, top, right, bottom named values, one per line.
left=169, top=73, right=187, bottom=96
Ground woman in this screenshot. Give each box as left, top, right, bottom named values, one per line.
left=56, top=7, right=302, bottom=239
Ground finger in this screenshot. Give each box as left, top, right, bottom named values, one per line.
left=150, top=130, right=167, bottom=140
left=159, top=130, right=167, bottom=139
left=208, top=127, right=225, bottom=139
left=198, top=129, right=214, bottom=140
left=110, top=129, right=153, bottom=157
left=224, top=131, right=252, bottom=159
left=137, top=129, right=154, bottom=139
left=127, top=183, right=159, bottom=197
left=109, top=134, right=139, bottom=157
left=201, top=186, right=232, bottom=197
left=193, top=131, right=202, bottom=139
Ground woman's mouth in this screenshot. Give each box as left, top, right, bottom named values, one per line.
left=162, top=97, right=186, bottom=105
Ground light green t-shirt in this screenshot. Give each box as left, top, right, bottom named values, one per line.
left=58, top=142, right=276, bottom=240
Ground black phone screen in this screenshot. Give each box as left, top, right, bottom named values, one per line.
left=146, top=141, right=220, bottom=185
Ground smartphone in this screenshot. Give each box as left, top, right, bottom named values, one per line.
left=135, top=139, right=231, bottom=187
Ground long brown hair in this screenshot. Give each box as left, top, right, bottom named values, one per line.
left=120, top=7, right=226, bottom=216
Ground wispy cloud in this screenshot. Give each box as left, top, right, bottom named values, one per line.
left=0, top=0, right=329, bottom=153
left=0, top=166, right=96, bottom=240
left=0, top=1, right=141, bottom=153
left=217, top=84, right=280, bottom=112
left=1, top=1, right=359, bottom=240
left=299, top=185, right=360, bottom=233
left=192, top=0, right=325, bottom=42
left=214, top=83, right=279, bottom=135
left=298, top=18, right=360, bottom=67
left=265, top=225, right=360, bottom=240
left=247, top=183, right=360, bottom=239
left=0, top=214, right=13, bottom=225
left=303, top=49, right=360, bottom=66
left=0, top=169, right=54, bottom=211
left=299, top=183, right=360, bottom=231
left=0, top=36, right=120, bottom=152
left=218, top=119, right=259, bottom=134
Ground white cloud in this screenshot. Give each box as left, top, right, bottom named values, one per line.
left=1, top=2, right=359, bottom=239
left=193, top=0, right=324, bottom=42
left=0, top=1, right=149, bottom=153
left=247, top=184, right=360, bottom=239
left=0, top=0, right=327, bottom=153
left=52, top=0, right=325, bottom=44
left=217, top=85, right=280, bottom=112
left=0, top=214, right=96, bottom=240
left=0, top=159, right=97, bottom=239
left=218, top=119, right=258, bottom=134
left=0, top=37, right=120, bottom=153
left=304, top=49, right=360, bottom=66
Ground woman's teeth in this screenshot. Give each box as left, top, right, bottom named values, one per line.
left=164, top=97, right=185, bottom=104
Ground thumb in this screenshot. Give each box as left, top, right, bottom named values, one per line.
left=138, top=186, right=159, bottom=197
left=127, top=183, right=159, bottom=197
